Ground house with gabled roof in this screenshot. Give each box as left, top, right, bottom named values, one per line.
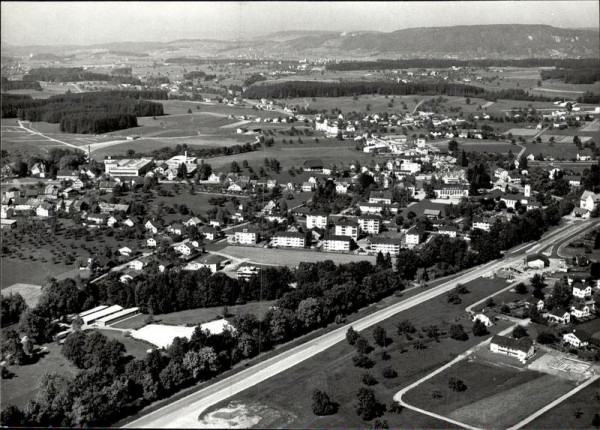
left=489, top=335, right=534, bottom=363
left=145, top=220, right=159, bottom=235
left=547, top=308, right=571, bottom=324
left=562, top=330, right=591, bottom=348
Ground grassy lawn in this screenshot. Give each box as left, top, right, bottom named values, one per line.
left=221, top=245, right=377, bottom=267
left=203, top=276, right=513, bottom=428
left=0, top=257, right=75, bottom=290
left=273, top=95, right=423, bottom=114
left=521, top=141, right=587, bottom=160
left=528, top=379, right=600, bottom=429
left=0, top=342, right=79, bottom=410
left=404, top=360, right=575, bottom=429
left=112, top=301, right=276, bottom=331
left=96, top=328, right=153, bottom=360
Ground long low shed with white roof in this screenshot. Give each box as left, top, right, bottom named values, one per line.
left=79, top=305, right=108, bottom=317
left=82, top=305, right=123, bottom=325
left=96, top=307, right=140, bottom=327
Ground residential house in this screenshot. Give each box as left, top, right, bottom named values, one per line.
left=147, top=237, right=157, bottom=247
left=128, top=260, right=145, bottom=271
left=302, top=182, right=315, bottom=192
left=570, top=304, right=591, bottom=319
left=547, top=308, right=571, bottom=324
left=145, top=220, right=159, bottom=234
left=524, top=296, right=544, bottom=312
left=369, top=191, right=392, bottom=205
left=167, top=223, right=185, bottom=236
left=358, top=215, right=382, bottom=234
left=119, top=247, right=133, bottom=257
left=31, top=163, right=46, bottom=178
left=56, top=169, right=79, bottom=181
left=370, top=237, right=402, bottom=255
left=562, top=330, right=591, bottom=348
left=272, top=231, right=306, bottom=248
left=334, top=219, right=359, bottom=240
left=335, top=182, right=349, bottom=194
left=438, top=225, right=458, bottom=238
left=234, top=228, right=259, bottom=245
left=306, top=211, right=329, bottom=229
left=303, top=159, right=324, bottom=172
left=322, top=235, right=352, bottom=252
left=405, top=226, right=424, bottom=247
left=36, top=202, right=55, bottom=218
left=489, top=335, right=535, bottom=363
left=184, top=217, right=202, bottom=227
left=473, top=314, right=493, bottom=327
left=580, top=190, right=600, bottom=212
left=572, top=282, right=592, bottom=299
left=237, top=265, right=260, bottom=280
left=175, top=242, right=199, bottom=256
left=87, top=213, right=107, bottom=225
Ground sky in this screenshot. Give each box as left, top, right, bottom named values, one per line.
left=2, top=1, right=599, bottom=46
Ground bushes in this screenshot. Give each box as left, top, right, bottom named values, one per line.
left=449, top=324, right=469, bottom=341
left=381, top=366, right=398, bottom=379
left=355, top=387, right=386, bottom=421
left=311, top=390, right=337, bottom=416
left=353, top=354, right=375, bottom=369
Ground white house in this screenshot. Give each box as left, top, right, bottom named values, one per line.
left=405, top=226, right=423, bottom=247
left=147, top=238, right=157, bottom=247
left=547, top=308, right=571, bottom=324
left=36, top=202, right=54, bottom=218
left=370, top=237, right=402, bottom=255
left=489, top=335, right=535, bottom=363
left=473, top=313, right=493, bottom=327
left=562, top=330, right=590, bottom=348
left=580, top=190, right=600, bottom=212
left=369, top=191, right=392, bottom=205
left=322, top=235, right=352, bottom=252
left=272, top=231, right=306, bottom=248
left=145, top=220, right=159, bottom=235
left=358, top=215, right=382, bottom=234
left=234, top=228, right=259, bottom=245
left=334, top=219, right=359, bottom=240
left=570, top=304, right=591, bottom=319
left=306, top=212, right=328, bottom=229
left=572, top=282, right=592, bottom=299
left=438, top=225, right=458, bottom=238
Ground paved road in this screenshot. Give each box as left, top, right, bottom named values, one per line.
left=18, top=121, right=86, bottom=153
left=123, top=219, right=593, bottom=428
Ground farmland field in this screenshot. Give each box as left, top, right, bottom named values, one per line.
left=0, top=283, right=43, bottom=307
left=403, top=360, right=576, bottom=429
left=220, top=245, right=377, bottom=266
left=206, top=276, right=512, bottom=428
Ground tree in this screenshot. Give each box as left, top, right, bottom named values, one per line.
left=355, top=387, right=386, bottom=421
left=362, top=372, right=379, bottom=386
left=296, top=297, right=324, bottom=330
left=0, top=293, right=27, bottom=327
left=372, top=325, right=387, bottom=347
left=0, top=405, right=25, bottom=427
left=181, top=347, right=219, bottom=380
left=449, top=377, right=467, bottom=392
left=397, top=319, right=416, bottom=335
left=346, top=326, right=360, bottom=345
left=465, top=97, right=471, bottom=105
left=449, top=324, right=468, bottom=341
left=448, top=139, right=459, bottom=152
left=592, top=413, right=600, bottom=428
left=19, top=308, right=57, bottom=344
left=187, top=108, right=192, bottom=114
left=355, top=337, right=373, bottom=355
left=230, top=161, right=240, bottom=173
left=512, top=325, right=528, bottom=339
left=472, top=319, right=488, bottom=336
left=352, top=354, right=375, bottom=368
left=381, top=366, right=398, bottom=379
left=312, top=389, right=337, bottom=416
left=514, top=282, right=528, bottom=295
left=537, top=331, right=557, bottom=345
left=1, top=329, right=26, bottom=365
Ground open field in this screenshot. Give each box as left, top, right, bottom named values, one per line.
left=521, top=141, right=592, bottom=160
left=0, top=283, right=42, bottom=307
left=0, top=257, right=75, bottom=289
left=202, top=276, right=512, bottom=428
left=0, top=342, right=79, bottom=410
left=220, top=245, right=377, bottom=267
left=97, top=328, right=154, bottom=360
left=404, top=359, right=575, bottom=429
left=528, top=379, right=600, bottom=429
left=430, top=139, right=515, bottom=155
left=113, top=301, right=275, bottom=331
left=272, top=95, right=424, bottom=114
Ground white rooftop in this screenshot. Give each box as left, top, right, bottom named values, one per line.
left=130, top=320, right=234, bottom=349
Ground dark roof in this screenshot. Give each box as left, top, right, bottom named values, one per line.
left=371, top=237, right=402, bottom=245
left=490, top=335, right=533, bottom=353
left=303, top=159, right=324, bottom=169
left=274, top=231, right=305, bottom=238
left=566, top=329, right=592, bottom=342
left=359, top=214, right=382, bottom=221
left=323, top=235, right=352, bottom=242
left=525, top=253, right=550, bottom=264
left=335, top=218, right=358, bottom=227
left=308, top=210, right=329, bottom=217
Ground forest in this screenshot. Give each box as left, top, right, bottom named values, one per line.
left=326, top=58, right=600, bottom=71
left=243, top=80, right=553, bottom=102
left=1, top=77, right=42, bottom=91
left=540, top=67, right=600, bottom=84
left=1, top=91, right=166, bottom=134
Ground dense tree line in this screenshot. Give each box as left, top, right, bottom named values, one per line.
left=2, top=91, right=166, bottom=133
left=0, top=293, right=27, bottom=327
left=243, top=80, right=553, bottom=102
left=1, top=77, right=42, bottom=91
left=183, top=71, right=207, bottom=80
left=326, top=58, right=600, bottom=71
left=243, top=73, right=267, bottom=87
left=22, top=67, right=137, bottom=85
left=540, top=68, right=600, bottom=84
left=111, top=67, right=132, bottom=76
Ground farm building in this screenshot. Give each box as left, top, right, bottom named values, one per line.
left=81, top=305, right=123, bottom=325
left=95, top=307, right=140, bottom=327
left=524, top=254, right=549, bottom=269
left=489, top=334, right=535, bottom=363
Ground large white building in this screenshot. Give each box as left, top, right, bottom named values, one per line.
left=358, top=215, right=382, bottom=234
left=489, top=335, right=534, bottom=363
left=272, top=231, right=306, bottom=248
left=405, top=226, right=424, bottom=247
left=322, top=235, right=352, bottom=252
left=434, top=185, right=469, bottom=199
left=334, top=219, right=359, bottom=240
left=370, top=237, right=402, bottom=255
left=234, top=228, right=259, bottom=245
left=306, top=211, right=328, bottom=229
left=104, top=158, right=154, bottom=177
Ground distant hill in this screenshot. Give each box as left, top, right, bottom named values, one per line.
left=2, top=25, right=598, bottom=60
